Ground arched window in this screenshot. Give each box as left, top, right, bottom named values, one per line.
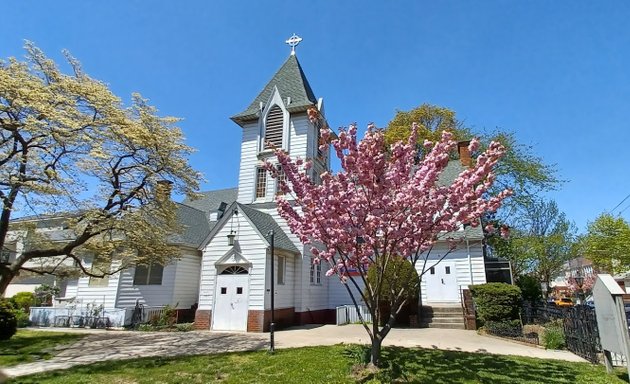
left=220, top=266, right=249, bottom=275
left=264, top=105, right=284, bottom=149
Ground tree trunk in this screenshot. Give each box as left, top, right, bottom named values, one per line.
left=369, top=336, right=382, bottom=367
left=0, top=269, right=16, bottom=296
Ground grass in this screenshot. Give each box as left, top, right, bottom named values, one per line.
left=0, top=330, right=86, bottom=367
left=7, top=344, right=628, bottom=384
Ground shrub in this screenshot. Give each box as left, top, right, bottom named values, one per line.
left=12, top=292, right=36, bottom=311
left=516, top=275, right=542, bottom=303
left=542, top=320, right=565, bottom=350
left=175, top=322, right=194, bottom=332
left=34, top=284, right=60, bottom=306
left=12, top=308, right=30, bottom=328
left=0, top=300, right=18, bottom=340
left=470, top=282, right=522, bottom=324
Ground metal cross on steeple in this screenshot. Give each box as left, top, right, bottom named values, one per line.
left=285, top=33, right=303, bottom=55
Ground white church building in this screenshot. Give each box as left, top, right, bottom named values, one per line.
left=192, top=39, right=489, bottom=332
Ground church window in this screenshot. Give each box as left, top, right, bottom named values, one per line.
left=264, top=105, right=284, bottom=149
left=255, top=167, right=267, bottom=198
left=277, top=255, right=285, bottom=285
left=275, top=164, right=286, bottom=195
left=310, top=257, right=321, bottom=284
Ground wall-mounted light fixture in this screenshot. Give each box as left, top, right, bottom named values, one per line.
left=227, top=208, right=239, bottom=246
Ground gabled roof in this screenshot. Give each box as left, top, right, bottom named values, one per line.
left=181, top=188, right=237, bottom=213
left=231, top=54, right=318, bottom=125
left=437, top=159, right=484, bottom=239
left=199, top=201, right=300, bottom=254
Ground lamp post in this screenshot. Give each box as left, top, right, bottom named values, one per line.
left=267, top=230, right=275, bottom=353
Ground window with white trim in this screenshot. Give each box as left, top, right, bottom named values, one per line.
left=277, top=255, right=285, bottom=285
left=255, top=167, right=267, bottom=198
left=276, top=164, right=286, bottom=195
left=310, top=257, right=321, bottom=284
left=133, top=263, right=164, bottom=285
left=264, top=105, right=283, bottom=149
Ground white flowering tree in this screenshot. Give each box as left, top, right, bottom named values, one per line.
left=0, top=43, right=200, bottom=294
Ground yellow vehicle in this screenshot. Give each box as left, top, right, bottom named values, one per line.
left=555, top=297, right=573, bottom=307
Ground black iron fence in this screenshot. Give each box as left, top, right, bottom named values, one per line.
left=521, top=303, right=601, bottom=364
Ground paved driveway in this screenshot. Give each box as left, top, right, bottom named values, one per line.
left=1, top=325, right=586, bottom=379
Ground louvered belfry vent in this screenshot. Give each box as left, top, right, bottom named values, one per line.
left=264, top=105, right=284, bottom=149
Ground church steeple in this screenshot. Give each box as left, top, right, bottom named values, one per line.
left=230, top=52, right=318, bottom=127
left=233, top=35, right=328, bottom=204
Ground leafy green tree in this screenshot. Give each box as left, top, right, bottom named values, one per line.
left=0, top=43, right=201, bottom=295
left=516, top=274, right=542, bottom=303
left=385, top=104, right=559, bottom=216
left=583, top=213, right=630, bottom=274
left=510, top=199, right=576, bottom=293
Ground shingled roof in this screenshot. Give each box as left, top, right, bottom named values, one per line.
left=236, top=203, right=300, bottom=254
left=182, top=188, right=238, bottom=213
left=231, top=54, right=317, bottom=125
left=171, top=203, right=212, bottom=248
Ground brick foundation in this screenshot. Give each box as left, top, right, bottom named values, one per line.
left=193, top=309, right=211, bottom=330
left=247, top=307, right=296, bottom=332
left=294, top=309, right=336, bottom=325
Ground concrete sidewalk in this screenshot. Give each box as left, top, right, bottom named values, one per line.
left=1, top=325, right=586, bottom=379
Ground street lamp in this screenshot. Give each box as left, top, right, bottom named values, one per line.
left=267, top=230, right=275, bottom=353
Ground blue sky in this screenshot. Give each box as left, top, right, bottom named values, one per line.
left=2, top=1, right=629, bottom=232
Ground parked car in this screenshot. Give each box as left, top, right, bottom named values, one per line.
left=555, top=297, right=574, bottom=307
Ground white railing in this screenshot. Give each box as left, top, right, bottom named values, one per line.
left=336, top=304, right=372, bottom=325
left=30, top=306, right=129, bottom=328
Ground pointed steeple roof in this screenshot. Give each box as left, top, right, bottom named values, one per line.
left=231, top=54, right=318, bottom=125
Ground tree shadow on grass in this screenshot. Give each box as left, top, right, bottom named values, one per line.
left=367, top=347, right=626, bottom=384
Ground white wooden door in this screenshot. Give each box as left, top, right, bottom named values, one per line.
left=425, top=261, right=459, bottom=302
left=213, top=267, right=249, bottom=331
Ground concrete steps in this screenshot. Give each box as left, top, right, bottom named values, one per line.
left=420, top=305, right=465, bottom=329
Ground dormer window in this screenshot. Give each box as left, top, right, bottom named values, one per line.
left=264, top=105, right=284, bottom=149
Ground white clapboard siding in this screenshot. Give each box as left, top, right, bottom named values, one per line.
left=267, top=251, right=295, bottom=310
left=198, top=213, right=268, bottom=311
left=255, top=207, right=321, bottom=312
left=237, top=114, right=312, bottom=205
left=115, top=260, right=178, bottom=309
left=73, top=260, right=122, bottom=309
left=236, top=122, right=260, bottom=204
left=172, top=252, right=202, bottom=309
left=63, top=278, right=79, bottom=299
left=289, top=114, right=309, bottom=160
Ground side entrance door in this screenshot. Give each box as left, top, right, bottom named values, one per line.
left=425, top=261, right=459, bottom=302
left=213, top=266, right=249, bottom=331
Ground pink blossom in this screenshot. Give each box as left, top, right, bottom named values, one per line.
left=266, top=123, right=509, bottom=280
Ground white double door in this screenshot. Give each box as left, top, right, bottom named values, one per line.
left=425, top=261, right=459, bottom=302
left=213, top=274, right=249, bottom=331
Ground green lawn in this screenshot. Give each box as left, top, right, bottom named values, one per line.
left=0, top=330, right=86, bottom=367
left=7, top=344, right=628, bottom=384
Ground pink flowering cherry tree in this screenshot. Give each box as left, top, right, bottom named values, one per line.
left=266, top=109, right=511, bottom=367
